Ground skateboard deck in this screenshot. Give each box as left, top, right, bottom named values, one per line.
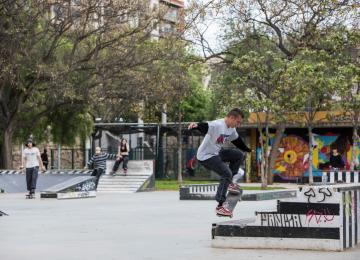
left=25, top=194, right=35, bottom=199
left=217, top=189, right=243, bottom=218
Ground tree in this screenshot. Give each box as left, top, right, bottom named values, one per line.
left=188, top=0, right=359, bottom=185
left=281, top=49, right=338, bottom=184
left=0, top=0, right=181, bottom=168
left=334, top=30, right=360, bottom=170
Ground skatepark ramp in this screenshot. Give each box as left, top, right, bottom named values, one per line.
left=212, top=184, right=360, bottom=251
left=179, top=183, right=297, bottom=201
left=0, top=170, right=92, bottom=193
left=97, top=160, right=154, bottom=193
left=40, top=176, right=97, bottom=199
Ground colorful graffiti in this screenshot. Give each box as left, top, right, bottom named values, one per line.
left=258, top=132, right=360, bottom=179
left=274, top=135, right=309, bottom=178
left=313, top=134, right=339, bottom=170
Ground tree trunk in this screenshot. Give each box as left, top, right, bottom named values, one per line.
left=351, top=126, right=358, bottom=170
left=2, top=125, right=14, bottom=169
left=264, top=122, right=270, bottom=188
left=267, top=123, right=285, bottom=184
left=177, top=110, right=183, bottom=183
left=258, top=129, right=266, bottom=189
left=308, top=126, right=314, bottom=185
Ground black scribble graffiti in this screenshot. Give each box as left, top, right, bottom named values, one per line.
left=303, top=187, right=333, bottom=203
left=304, top=188, right=316, bottom=203
left=317, top=188, right=332, bottom=202
left=74, top=180, right=96, bottom=192
left=80, top=180, right=96, bottom=191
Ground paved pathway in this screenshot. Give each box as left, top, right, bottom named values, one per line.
left=0, top=191, right=359, bottom=260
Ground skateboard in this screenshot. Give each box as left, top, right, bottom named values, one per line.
left=0, top=210, right=8, bottom=216
left=217, top=189, right=243, bottom=218
left=25, top=194, right=35, bottom=199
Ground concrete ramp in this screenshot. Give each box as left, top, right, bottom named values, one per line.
left=0, top=170, right=91, bottom=193
left=41, top=176, right=97, bottom=199
left=212, top=184, right=360, bottom=251
left=98, top=160, right=154, bottom=193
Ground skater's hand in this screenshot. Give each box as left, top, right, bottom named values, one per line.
left=41, top=166, right=46, bottom=172
left=117, top=155, right=122, bottom=160
left=188, top=122, right=198, bottom=130
left=84, top=166, right=88, bottom=170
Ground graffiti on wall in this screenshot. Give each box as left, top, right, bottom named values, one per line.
left=258, top=132, right=360, bottom=179
left=274, top=135, right=309, bottom=178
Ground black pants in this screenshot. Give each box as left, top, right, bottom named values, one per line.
left=26, top=167, right=39, bottom=193
left=91, top=168, right=104, bottom=189
left=199, top=149, right=244, bottom=205
left=112, top=156, right=129, bottom=171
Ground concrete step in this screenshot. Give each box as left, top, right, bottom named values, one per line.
left=98, top=186, right=142, bottom=190
left=97, top=190, right=136, bottom=193
left=97, top=188, right=138, bottom=192
left=98, top=184, right=142, bottom=188
left=100, top=177, right=148, bottom=182
left=99, top=180, right=145, bottom=184
left=101, top=175, right=149, bottom=179
left=99, top=181, right=146, bottom=185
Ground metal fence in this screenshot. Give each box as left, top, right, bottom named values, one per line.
left=48, top=146, right=226, bottom=180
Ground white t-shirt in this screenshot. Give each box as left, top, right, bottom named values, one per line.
left=23, top=147, right=41, bottom=168
left=196, top=119, right=239, bottom=161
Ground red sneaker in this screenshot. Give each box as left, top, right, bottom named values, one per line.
left=228, top=183, right=241, bottom=194
left=215, top=205, right=232, bottom=217
left=123, top=169, right=127, bottom=176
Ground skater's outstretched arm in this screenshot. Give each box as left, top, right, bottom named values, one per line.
left=231, top=136, right=251, bottom=153
left=105, top=153, right=118, bottom=160
left=188, top=122, right=208, bottom=135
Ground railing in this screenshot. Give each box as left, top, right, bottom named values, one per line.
left=47, top=146, right=230, bottom=180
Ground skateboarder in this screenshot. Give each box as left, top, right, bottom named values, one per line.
left=85, top=147, right=119, bottom=189
left=188, top=108, right=251, bottom=217
left=21, top=139, right=46, bottom=198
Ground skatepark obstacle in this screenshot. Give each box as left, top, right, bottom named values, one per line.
left=212, top=184, right=360, bottom=251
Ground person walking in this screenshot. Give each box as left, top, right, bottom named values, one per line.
left=111, top=138, right=130, bottom=175
left=41, top=149, right=49, bottom=170
left=188, top=108, right=251, bottom=217
left=21, top=139, right=45, bottom=198
left=85, top=147, right=119, bottom=189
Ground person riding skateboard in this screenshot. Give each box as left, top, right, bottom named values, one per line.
left=188, top=108, right=251, bottom=217
left=85, top=147, right=119, bottom=189
left=21, top=139, right=46, bottom=198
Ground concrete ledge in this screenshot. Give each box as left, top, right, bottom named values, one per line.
left=212, top=236, right=342, bottom=251
left=179, top=184, right=297, bottom=201
left=212, top=184, right=360, bottom=251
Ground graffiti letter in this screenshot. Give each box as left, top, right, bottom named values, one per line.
left=304, top=188, right=316, bottom=203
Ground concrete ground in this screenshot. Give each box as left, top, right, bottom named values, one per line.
left=0, top=191, right=359, bottom=260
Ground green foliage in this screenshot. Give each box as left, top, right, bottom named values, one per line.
left=178, top=63, right=215, bottom=122
left=49, top=108, right=93, bottom=146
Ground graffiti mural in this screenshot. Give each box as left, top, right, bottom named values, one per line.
left=257, top=130, right=360, bottom=179
left=274, top=135, right=309, bottom=179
